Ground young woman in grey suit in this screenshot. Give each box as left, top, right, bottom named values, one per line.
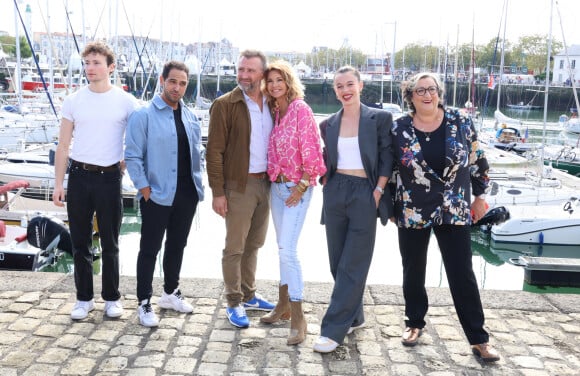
left=313, top=66, right=394, bottom=353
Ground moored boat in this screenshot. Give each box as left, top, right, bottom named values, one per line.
left=0, top=215, right=71, bottom=271
left=0, top=162, right=138, bottom=208
left=491, top=217, right=580, bottom=245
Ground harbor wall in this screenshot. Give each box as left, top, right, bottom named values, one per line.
left=127, top=74, right=579, bottom=113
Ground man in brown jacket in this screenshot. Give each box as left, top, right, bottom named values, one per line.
left=206, top=49, right=275, bottom=328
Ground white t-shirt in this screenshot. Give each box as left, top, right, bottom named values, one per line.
left=61, top=85, right=139, bottom=166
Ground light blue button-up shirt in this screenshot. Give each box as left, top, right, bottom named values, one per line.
left=125, top=95, right=205, bottom=206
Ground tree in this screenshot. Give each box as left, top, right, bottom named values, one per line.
left=394, top=43, right=434, bottom=73
left=512, top=34, right=561, bottom=74
left=0, top=36, right=32, bottom=58
left=474, top=37, right=514, bottom=75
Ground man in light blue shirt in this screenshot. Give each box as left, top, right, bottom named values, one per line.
left=125, top=61, right=205, bottom=327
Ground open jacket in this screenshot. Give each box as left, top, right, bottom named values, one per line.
left=391, top=107, right=490, bottom=228
left=206, top=87, right=254, bottom=197
left=125, top=95, right=205, bottom=206
left=319, top=104, right=394, bottom=225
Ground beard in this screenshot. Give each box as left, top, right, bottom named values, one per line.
left=237, top=81, right=256, bottom=93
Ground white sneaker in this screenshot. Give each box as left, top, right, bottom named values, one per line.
left=347, top=321, right=366, bottom=334
left=70, top=300, right=95, bottom=320
left=139, top=300, right=159, bottom=327
left=104, top=300, right=124, bottom=318
left=313, top=336, right=339, bottom=353
left=157, top=289, right=193, bottom=313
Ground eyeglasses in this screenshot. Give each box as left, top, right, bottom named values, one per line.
left=414, top=86, right=438, bottom=96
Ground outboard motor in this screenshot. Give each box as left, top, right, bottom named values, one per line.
left=472, top=206, right=511, bottom=233
left=26, top=216, right=72, bottom=255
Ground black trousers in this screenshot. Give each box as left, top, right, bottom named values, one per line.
left=136, top=179, right=198, bottom=302
left=67, top=166, right=122, bottom=302
left=398, top=225, right=489, bottom=345
left=321, top=173, right=378, bottom=344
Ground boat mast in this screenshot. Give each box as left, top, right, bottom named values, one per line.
left=390, top=21, right=396, bottom=104
left=13, top=0, right=22, bottom=111
left=216, top=38, right=221, bottom=96
left=541, top=0, right=553, bottom=165
left=452, top=24, right=459, bottom=108
left=496, top=0, right=509, bottom=111
left=46, top=0, right=54, bottom=99
left=469, top=14, right=475, bottom=114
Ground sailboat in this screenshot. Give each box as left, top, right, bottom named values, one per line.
left=187, top=41, right=210, bottom=145
left=484, top=0, right=542, bottom=154
left=489, top=0, right=580, bottom=246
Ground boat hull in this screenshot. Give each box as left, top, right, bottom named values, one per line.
left=0, top=163, right=137, bottom=208
left=491, top=218, right=580, bottom=245
left=546, top=159, right=580, bottom=177
left=0, top=225, right=55, bottom=271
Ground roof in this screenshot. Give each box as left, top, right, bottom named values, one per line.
left=554, top=45, right=580, bottom=57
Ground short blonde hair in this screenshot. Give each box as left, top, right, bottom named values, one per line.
left=401, top=72, right=445, bottom=115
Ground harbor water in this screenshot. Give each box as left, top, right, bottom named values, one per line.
left=42, top=176, right=580, bottom=294
left=41, top=106, right=580, bottom=294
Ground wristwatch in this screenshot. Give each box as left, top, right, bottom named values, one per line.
left=375, top=186, right=384, bottom=195
left=299, top=178, right=310, bottom=187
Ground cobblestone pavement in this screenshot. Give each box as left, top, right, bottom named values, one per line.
left=1, top=271, right=580, bottom=375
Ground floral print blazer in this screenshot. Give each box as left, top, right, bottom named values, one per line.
left=391, top=107, right=490, bottom=229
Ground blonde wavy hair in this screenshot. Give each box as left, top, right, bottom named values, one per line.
left=263, top=60, right=305, bottom=115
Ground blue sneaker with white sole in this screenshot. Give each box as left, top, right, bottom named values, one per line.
left=243, top=293, right=275, bottom=311
left=226, top=304, right=250, bottom=328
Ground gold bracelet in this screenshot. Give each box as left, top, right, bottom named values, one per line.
left=296, top=183, right=307, bottom=193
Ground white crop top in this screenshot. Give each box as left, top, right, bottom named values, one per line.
left=337, top=136, right=364, bottom=169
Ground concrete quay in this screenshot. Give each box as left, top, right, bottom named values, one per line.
left=1, top=271, right=580, bottom=375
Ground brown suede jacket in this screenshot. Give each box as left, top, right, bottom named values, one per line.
left=206, top=87, right=253, bottom=197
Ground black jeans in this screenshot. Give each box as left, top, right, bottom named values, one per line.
left=398, top=225, right=489, bottom=345
left=67, top=165, right=123, bottom=302
left=136, top=179, right=199, bottom=302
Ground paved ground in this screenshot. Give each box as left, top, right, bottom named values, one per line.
left=1, top=271, right=580, bottom=375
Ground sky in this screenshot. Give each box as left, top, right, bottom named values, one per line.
left=2, top=0, right=580, bottom=56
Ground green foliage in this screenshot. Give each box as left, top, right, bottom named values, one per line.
left=298, top=34, right=561, bottom=77
left=0, top=36, right=32, bottom=58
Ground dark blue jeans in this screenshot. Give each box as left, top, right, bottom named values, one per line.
left=66, top=165, right=123, bottom=302
left=136, top=178, right=199, bottom=302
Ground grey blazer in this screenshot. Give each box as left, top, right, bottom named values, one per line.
left=319, top=104, right=394, bottom=225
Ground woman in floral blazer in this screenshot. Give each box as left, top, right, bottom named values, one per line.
left=391, top=72, right=500, bottom=362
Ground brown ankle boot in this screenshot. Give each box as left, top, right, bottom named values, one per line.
left=260, top=285, right=291, bottom=324
left=287, top=300, right=307, bottom=345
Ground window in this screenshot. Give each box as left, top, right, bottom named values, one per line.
left=572, top=60, right=576, bottom=69
left=559, top=60, right=564, bottom=69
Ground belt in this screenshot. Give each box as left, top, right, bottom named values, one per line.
left=70, top=159, right=120, bottom=173
left=274, top=174, right=291, bottom=183
left=248, top=172, right=267, bottom=179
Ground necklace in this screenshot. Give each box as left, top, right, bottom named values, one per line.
left=414, top=111, right=442, bottom=142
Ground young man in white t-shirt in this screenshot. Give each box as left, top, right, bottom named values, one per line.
left=53, top=41, right=139, bottom=320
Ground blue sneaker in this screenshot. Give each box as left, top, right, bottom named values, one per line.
left=226, top=305, right=249, bottom=328
left=243, top=293, right=275, bottom=311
